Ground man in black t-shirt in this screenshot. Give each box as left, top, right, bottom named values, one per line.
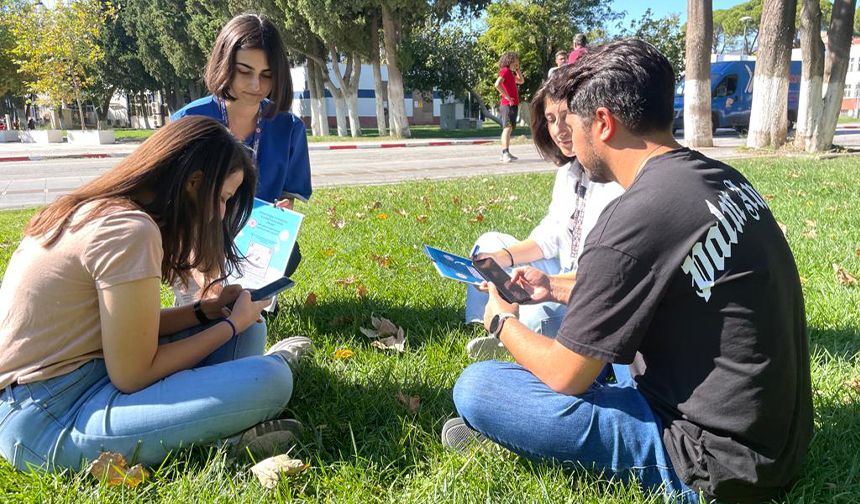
left=444, top=39, right=812, bottom=504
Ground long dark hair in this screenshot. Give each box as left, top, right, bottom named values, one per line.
left=530, top=74, right=574, bottom=167
left=204, top=13, right=293, bottom=118
left=26, top=116, right=257, bottom=287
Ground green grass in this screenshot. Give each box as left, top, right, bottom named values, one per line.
left=108, top=124, right=532, bottom=144
left=838, top=115, right=860, bottom=125
left=1, top=157, right=859, bottom=502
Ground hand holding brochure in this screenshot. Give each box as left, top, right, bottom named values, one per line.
left=229, top=198, right=304, bottom=289
left=423, top=245, right=484, bottom=285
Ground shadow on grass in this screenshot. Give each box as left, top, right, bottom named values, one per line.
left=808, top=326, right=860, bottom=357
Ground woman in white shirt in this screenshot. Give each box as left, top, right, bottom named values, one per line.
left=465, top=69, right=624, bottom=359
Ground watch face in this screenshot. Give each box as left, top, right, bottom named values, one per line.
left=489, top=314, right=501, bottom=335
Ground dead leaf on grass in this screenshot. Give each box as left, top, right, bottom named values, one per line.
left=833, top=264, right=859, bottom=286
left=304, top=292, right=318, bottom=307
left=329, top=217, right=345, bottom=229
left=367, top=201, right=382, bottom=210
left=855, top=249, right=860, bottom=258
left=334, top=348, right=354, bottom=360
left=469, top=214, right=485, bottom=224
left=802, top=228, right=817, bottom=239
left=377, top=213, right=388, bottom=220
left=421, top=195, right=431, bottom=208
left=846, top=378, right=860, bottom=394
left=416, top=214, right=428, bottom=222
left=88, top=452, right=149, bottom=487
left=395, top=208, right=407, bottom=217
left=356, top=285, right=369, bottom=298
left=371, top=254, right=391, bottom=268
left=396, top=391, right=421, bottom=415
left=251, top=455, right=308, bottom=489
left=325, top=206, right=337, bottom=216
left=452, top=196, right=461, bottom=205
left=335, top=276, right=357, bottom=287
left=360, top=316, right=406, bottom=352
left=777, top=222, right=788, bottom=237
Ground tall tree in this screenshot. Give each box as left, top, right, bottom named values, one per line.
left=381, top=2, right=412, bottom=137
left=801, top=0, right=857, bottom=151
left=684, top=0, right=714, bottom=148
left=794, top=0, right=826, bottom=150
left=10, top=0, right=112, bottom=130
left=746, top=0, right=797, bottom=149
left=369, top=14, right=387, bottom=135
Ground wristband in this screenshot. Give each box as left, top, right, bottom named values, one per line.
left=502, top=248, right=515, bottom=267
left=193, top=300, right=211, bottom=324
left=222, top=318, right=237, bottom=339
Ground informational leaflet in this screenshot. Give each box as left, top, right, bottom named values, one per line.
left=229, top=198, right=303, bottom=289
left=423, top=245, right=483, bottom=285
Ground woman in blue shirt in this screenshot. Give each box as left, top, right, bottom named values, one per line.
left=173, top=13, right=310, bottom=276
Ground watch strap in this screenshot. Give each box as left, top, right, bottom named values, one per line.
left=492, top=312, right=518, bottom=338
left=193, top=300, right=211, bottom=324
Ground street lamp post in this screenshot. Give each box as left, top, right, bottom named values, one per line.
left=740, top=16, right=753, bottom=57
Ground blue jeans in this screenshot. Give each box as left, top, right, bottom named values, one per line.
left=464, top=232, right=567, bottom=335
left=453, top=360, right=699, bottom=502
left=0, top=321, right=294, bottom=472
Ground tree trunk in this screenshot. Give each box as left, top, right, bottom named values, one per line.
left=326, top=82, right=349, bottom=137
left=684, top=0, right=714, bottom=148
left=370, top=15, right=388, bottom=136
left=139, top=90, right=151, bottom=129
left=345, top=53, right=362, bottom=137
left=381, top=3, right=411, bottom=138
left=810, top=0, right=857, bottom=151
left=307, top=59, right=330, bottom=137
left=747, top=0, right=798, bottom=149
left=794, top=0, right=826, bottom=151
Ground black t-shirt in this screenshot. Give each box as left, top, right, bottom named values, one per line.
left=557, top=148, right=813, bottom=503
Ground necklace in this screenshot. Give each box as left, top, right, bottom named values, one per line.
left=217, top=97, right=263, bottom=165
left=634, top=144, right=666, bottom=179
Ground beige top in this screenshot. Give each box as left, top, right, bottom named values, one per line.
left=0, top=203, right=163, bottom=389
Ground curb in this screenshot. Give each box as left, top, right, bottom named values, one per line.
left=0, top=138, right=497, bottom=163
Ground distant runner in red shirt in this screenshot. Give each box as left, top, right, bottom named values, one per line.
left=494, top=51, right=525, bottom=163
left=567, top=33, right=588, bottom=65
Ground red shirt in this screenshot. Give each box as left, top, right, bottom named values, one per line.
left=567, top=47, right=587, bottom=65
left=498, top=67, right=519, bottom=106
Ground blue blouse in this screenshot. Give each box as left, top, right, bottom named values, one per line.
left=172, top=96, right=312, bottom=203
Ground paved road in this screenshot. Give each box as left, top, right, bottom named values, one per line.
left=2, top=129, right=860, bottom=210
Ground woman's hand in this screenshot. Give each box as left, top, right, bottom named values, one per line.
left=275, top=198, right=294, bottom=210
left=201, top=284, right=243, bottom=320
left=228, top=290, right=273, bottom=331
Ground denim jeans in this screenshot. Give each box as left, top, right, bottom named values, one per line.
left=0, top=321, right=294, bottom=472
left=453, top=360, right=699, bottom=502
left=464, top=232, right=567, bottom=335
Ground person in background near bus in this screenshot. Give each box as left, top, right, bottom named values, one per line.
left=495, top=51, right=524, bottom=164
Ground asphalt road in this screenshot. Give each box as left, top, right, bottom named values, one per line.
left=2, top=128, right=859, bottom=210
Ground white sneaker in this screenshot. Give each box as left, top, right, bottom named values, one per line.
left=265, top=336, right=313, bottom=369
left=441, top=417, right=487, bottom=452
left=507, top=152, right=519, bottom=161
left=227, top=418, right=303, bottom=461
left=500, top=152, right=514, bottom=163
left=465, top=335, right=510, bottom=360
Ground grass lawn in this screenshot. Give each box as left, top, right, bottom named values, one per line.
left=0, top=156, right=859, bottom=502
left=838, top=115, right=860, bottom=124
left=111, top=124, right=531, bottom=144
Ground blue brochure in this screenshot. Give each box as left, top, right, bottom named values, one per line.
left=229, top=198, right=304, bottom=289
left=423, top=245, right=483, bottom=285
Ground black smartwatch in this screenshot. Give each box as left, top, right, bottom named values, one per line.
left=489, top=312, right=518, bottom=338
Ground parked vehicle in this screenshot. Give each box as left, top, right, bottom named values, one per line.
left=673, top=60, right=801, bottom=134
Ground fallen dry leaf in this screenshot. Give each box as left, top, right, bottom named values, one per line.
left=508, top=195, right=518, bottom=202
left=799, top=276, right=808, bottom=285
left=469, top=214, right=485, bottom=224
left=354, top=212, right=366, bottom=219
left=395, top=208, right=407, bottom=217
left=855, top=249, right=860, bottom=258
left=251, top=455, right=308, bottom=489
left=371, top=254, right=391, bottom=268
left=323, top=247, right=334, bottom=257
left=802, top=228, right=817, bottom=239
left=833, top=264, right=859, bottom=286
left=452, top=196, right=461, bottom=205
left=88, top=452, right=149, bottom=487
left=334, top=348, right=354, bottom=360
left=368, top=201, right=382, bottom=210
left=357, top=285, right=369, bottom=298
left=335, top=276, right=357, bottom=287
left=396, top=391, right=421, bottom=415
left=777, top=222, right=788, bottom=237
left=377, top=213, right=388, bottom=220
left=304, top=292, right=318, bottom=307
left=329, top=217, right=345, bottom=229
left=360, top=316, right=406, bottom=353
left=416, top=214, right=428, bottom=222
left=325, top=206, right=337, bottom=216
left=421, top=195, right=431, bottom=208
left=846, top=378, right=860, bottom=394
